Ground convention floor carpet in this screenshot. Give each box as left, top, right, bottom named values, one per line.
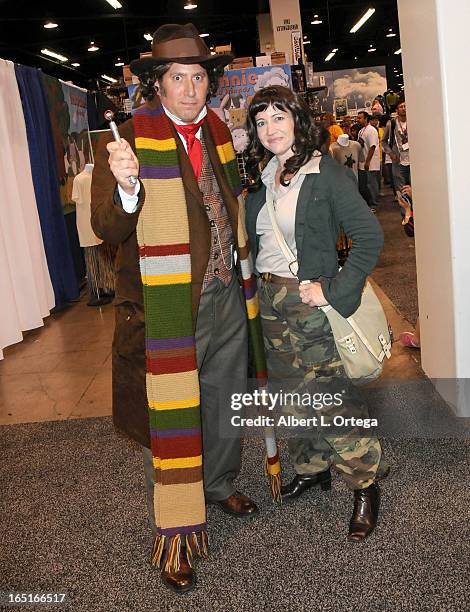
left=1, top=412, right=469, bottom=612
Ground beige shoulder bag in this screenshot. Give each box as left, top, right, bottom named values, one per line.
left=265, top=189, right=392, bottom=385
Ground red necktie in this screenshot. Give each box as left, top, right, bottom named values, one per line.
left=173, top=118, right=205, bottom=180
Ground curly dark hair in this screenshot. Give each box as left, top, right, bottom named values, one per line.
left=245, top=86, right=329, bottom=190
left=137, top=62, right=224, bottom=102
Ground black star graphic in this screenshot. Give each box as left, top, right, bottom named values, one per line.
left=344, top=154, right=355, bottom=169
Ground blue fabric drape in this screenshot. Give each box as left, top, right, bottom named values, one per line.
left=14, top=64, right=79, bottom=307
left=87, top=92, right=100, bottom=131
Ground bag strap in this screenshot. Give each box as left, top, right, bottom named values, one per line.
left=389, top=119, right=396, bottom=149
left=265, top=189, right=299, bottom=276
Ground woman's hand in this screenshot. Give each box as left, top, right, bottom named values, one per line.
left=299, top=281, right=329, bottom=308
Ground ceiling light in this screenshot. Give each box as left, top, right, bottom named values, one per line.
left=101, top=74, right=118, bottom=83
left=41, top=48, right=69, bottom=62
left=44, top=21, right=58, bottom=29
left=115, top=58, right=124, bottom=66
left=184, top=1, right=198, bottom=9
left=350, top=8, right=376, bottom=33
left=199, top=33, right=209, bottom=38
left=144, top=33, right=153, bottom=41
left=71, top=62, right=80, bottom=67
left=394, top=48, right=402, bottom=54
left=105, top=0, right=122, bottom=8
left=311, top=15, right=323, bottom=25
left=88, top=42, right=99, bottom=52
left=325, top=51, right=336, bottom=62
left=386, top=28, right=397, bottom=37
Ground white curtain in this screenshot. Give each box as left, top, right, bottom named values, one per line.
left=0, top=59, right=55, bottom=359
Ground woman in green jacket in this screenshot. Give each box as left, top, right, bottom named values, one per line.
left=244, top=86, right=388, bottom=541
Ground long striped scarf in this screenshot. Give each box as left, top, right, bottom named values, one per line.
left=133, top=99, right=281, bottom=572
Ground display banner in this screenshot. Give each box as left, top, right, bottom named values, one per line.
left=208, top=64, right=292, bottom=154
left=269, top=0, right=304, bottom=65
left=127, top=83, right=145, bottom=112
left=308, top=66, right=387, bottom=116
left=42, top=75, right=91, bottom=208
left=291, top=31, right=303, bottom=65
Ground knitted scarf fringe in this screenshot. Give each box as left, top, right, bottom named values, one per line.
left=151, top=531, right=209, bottom=571
left=265, top=454, right=282, bottom=502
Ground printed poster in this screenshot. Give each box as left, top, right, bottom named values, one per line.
left=309, top=66, right=387, bottom=116
left=209, top=64, right=292, bottom=153
left=42, top=74, right=91, bottom=207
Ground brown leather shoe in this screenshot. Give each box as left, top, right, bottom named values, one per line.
left=161, top=546, right=196, bottom=594
left=348, top=483, right=380, bottom=542
left=212, top=491, right=259, bottom=517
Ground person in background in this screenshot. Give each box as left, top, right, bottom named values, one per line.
left=369, top=115, right=385, bottom=197
left=322, top=111, right=344, bottom=144
left=371, top=95, right=385, bottom=115
left=385, top=88, right=400, bottom=113
left=382, top=98, right=410, bottom=193
left=357, top=111, right=381, bottom=212
left=397, top=184, right=421, bottom=348
left=244, top=85, right=388, bottom=543
left=339, top=118, right=352, bottom=136
left=349, top=123, right=361, bottom=142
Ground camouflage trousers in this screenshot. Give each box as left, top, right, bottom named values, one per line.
left=258, top=278, right=388, bottom=490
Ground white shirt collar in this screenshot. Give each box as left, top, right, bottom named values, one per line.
left=162, top=104, right=207, bottom=126
left=261, top=151, right=322, bottom=190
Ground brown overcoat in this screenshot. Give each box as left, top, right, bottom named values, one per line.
left=90, top=100, right=242, bottom=448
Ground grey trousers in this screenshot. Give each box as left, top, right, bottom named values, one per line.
left=358, top=169, right=380, bottom=207
left=392, top=162, right=411, bottom=192
left=142, top=272, right=248, bottom=532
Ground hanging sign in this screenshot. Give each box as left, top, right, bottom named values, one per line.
left=269, top=0, right=304, bottom=65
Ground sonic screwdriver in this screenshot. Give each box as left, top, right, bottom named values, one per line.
left=104, top=109, right=138, bottom=186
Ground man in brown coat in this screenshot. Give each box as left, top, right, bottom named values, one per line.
left=91, top=24, right=257, bottom=593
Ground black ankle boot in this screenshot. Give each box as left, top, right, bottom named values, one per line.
left=348, top=483, right=380, bottom=542
left=281, top=469, right=331, bottom=501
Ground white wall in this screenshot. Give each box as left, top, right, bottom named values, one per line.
left=397, top=0, right=470, bottom=414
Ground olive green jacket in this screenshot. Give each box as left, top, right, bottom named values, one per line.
left=244, top=155, right=384, bottom=318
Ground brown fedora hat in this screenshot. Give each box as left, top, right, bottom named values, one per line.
left=130, top=23, right=233, bottom=76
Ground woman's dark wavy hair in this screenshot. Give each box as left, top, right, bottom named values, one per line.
left=245, top=85, right=329, bottom=190
left=138, top=62, right=224, bottom=102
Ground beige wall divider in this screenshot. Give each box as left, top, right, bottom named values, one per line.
left=397, top=0, right=470, bottom=415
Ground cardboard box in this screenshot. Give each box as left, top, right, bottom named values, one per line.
left=122, top=65, right=139, bottom=85
left=230, top=56, right=254, bottom=69
left=215, top=44, right=232, bottom=55
left=256, top=55, right=272, bottom=67
left=270, top=51, right=287, bottom=65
